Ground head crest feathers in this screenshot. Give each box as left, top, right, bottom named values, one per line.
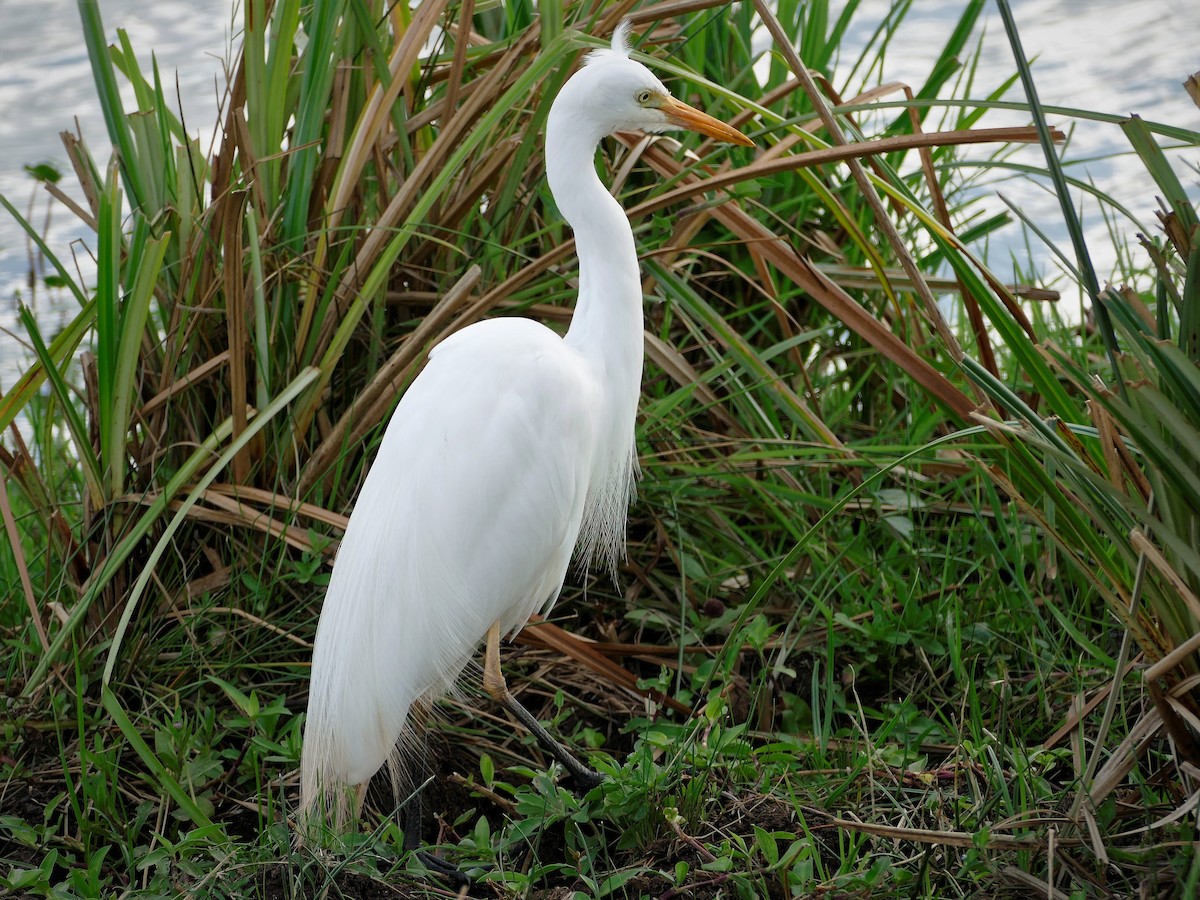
left=611, top=18, right=634, bottom=55
left=584, top=18, right=634, bottom=65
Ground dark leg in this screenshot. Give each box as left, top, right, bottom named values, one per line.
left=401, top=785, right=422, bottom=853
left=482, top=622, right=605, bottom=792
left=402, top=789, right=470, bottom=885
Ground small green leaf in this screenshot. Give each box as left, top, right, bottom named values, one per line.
left=754, top=825, right=779, bottom=866
left=674, top=860, right=689, bottom=885
left=701, top=854, right=733, bottom=872
left=24, top=162, right=62, bottom=183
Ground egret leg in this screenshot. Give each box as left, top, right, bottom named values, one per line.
left=398, top=734, right=478, bottom=886
left=482, top=622, right=604, bottom=791
left=402, top=792, right=470, bottom=885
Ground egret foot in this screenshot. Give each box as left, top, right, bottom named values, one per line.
left=402, top=786, right=473, bottom=886
left=483, top=622, right=606, bottom=791
left=416, top=850, right=470, bottom=886
left=566, top=763, right=605, bottom=793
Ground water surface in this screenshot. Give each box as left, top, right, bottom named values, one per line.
left=0, top=0, right=230, bottom=382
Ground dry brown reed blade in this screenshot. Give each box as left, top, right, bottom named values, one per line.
left=1146, top=678, right=1200, bottom=768
left=902, top=83, right=999, bottom=381
left=117, top=483, right=349, bottom=559
left=613, top=0, right=740, bottom=27
left=643, top=332, right=746, bottom=436
left=305, top=30, right=542, bottom=375
left=1041, top=660, right=1139, bottom=752
left=1087, top=398, right=1152, bottom=499
left=307, top=0, right=453, bottom=292
left=818, top=264, right=1057, bottom=303
left=297, top=266, right=483, bottom=493
left=637, top=141, right=975, bottom=418
left=517, top=615, right=692, bottom=716
left=752, top=0, right=971, bottom=382
left=802, top=806, right=1086, bottom=850
left=0, top=472, right=47, bottom=652
left=138, top=351, right=231, bottom=420
left=637, top=125, right=1062, bottom=211
left=221, top=190, right=251, bottom=484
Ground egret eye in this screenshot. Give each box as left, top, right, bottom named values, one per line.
left=636, top=89, right=653, bottom=105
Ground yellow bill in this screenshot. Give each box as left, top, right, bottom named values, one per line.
left=659, top=95, right=754, bottom=147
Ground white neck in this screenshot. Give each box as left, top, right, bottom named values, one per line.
left=546, top=105, right=644, bottom=380
left=544, top=82, right=645, bottom=574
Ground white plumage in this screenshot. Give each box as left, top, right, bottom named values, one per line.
left=300, top=21, right=751, bottom=833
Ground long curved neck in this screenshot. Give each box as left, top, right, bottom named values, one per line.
left=546, top=109, right=643, bottom=377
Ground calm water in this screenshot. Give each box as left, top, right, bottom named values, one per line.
left=0, top=0, right=232, bottom=385
left=840, top=0, right=1199, bottom=314
left=1, top=0, right=1197, bottom=383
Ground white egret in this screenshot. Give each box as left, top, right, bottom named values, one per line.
left=299, top=21, right=752, bottom=833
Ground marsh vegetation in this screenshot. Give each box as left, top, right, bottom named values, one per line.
left=1, top=0, right=1198, bottom=896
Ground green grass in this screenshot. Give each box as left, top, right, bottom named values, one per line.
left=2, top=0, right=1199, bottom=897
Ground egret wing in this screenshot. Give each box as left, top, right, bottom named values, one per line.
left=303, top=318, right=597, bottom=796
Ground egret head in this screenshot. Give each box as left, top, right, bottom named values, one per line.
left=554, top=21, right=753, bottom=148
